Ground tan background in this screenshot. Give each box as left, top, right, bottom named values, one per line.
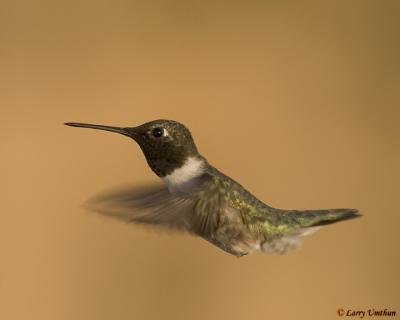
left=1, top=1, right=399, bottom=319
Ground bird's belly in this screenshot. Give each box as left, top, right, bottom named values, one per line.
left=208, top=207, right=260, bottom=257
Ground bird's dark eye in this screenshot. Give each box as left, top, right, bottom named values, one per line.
left=152, top=127, right=164, bottom=138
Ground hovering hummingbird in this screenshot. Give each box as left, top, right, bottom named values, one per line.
left=65, top=119, right=360, bottom=257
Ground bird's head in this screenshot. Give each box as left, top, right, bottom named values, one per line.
left=65, top=119, right=201, bottom=177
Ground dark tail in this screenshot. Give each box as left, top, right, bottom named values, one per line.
left=261, top=208, right=360, bottom=254
left=285, top=208, right=361, bottom=228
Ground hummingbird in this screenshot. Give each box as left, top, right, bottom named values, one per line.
left=65, top=119, right=360, bottom=257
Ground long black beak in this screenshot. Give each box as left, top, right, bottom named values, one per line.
left=65, top=122, right=133, bottom=137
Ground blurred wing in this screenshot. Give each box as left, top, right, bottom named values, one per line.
left=85, top=184, right=194, bottom=231
left=85, top=178, right=223, bottom=237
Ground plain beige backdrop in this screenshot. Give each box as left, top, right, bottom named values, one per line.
left=2, top=1, right=399, bottom=319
